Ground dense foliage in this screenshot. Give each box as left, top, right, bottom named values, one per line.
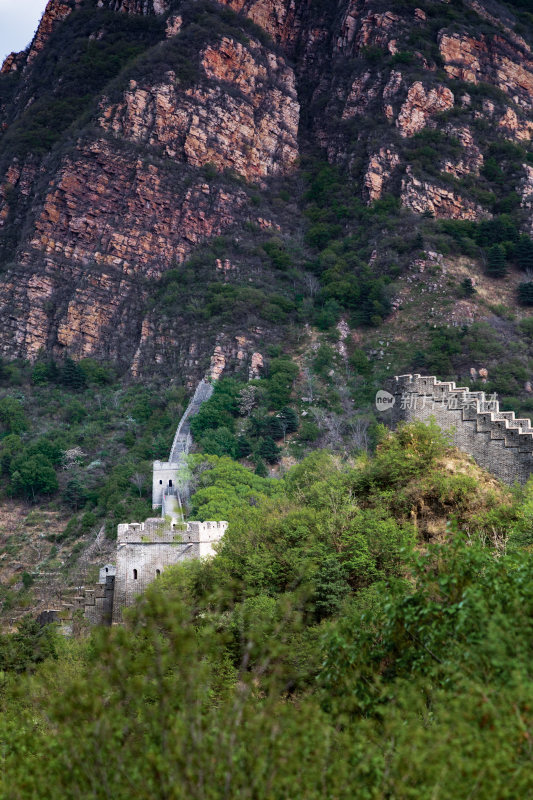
left=1, top=422, right=533, bottom=797
left=0, top=357, right=186, bottom=535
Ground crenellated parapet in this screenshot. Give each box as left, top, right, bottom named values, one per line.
left=112, top=518, right=228, bottom=623
left=390, top=374, right=533, bottom=485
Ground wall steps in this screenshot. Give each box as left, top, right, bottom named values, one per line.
left=392, top=374, right=533, bottom=484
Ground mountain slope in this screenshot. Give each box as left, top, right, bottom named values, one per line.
left=0, top=0, right=532, bottom=394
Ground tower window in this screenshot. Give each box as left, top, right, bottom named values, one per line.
left=159, top=480, right=163, bottom=485
left=133, top=569, right=138, bottom=580
left=156, top=569, right=161, bottom=577
left=169, top=479, right=173, bottom=487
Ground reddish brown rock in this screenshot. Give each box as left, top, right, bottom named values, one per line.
left=100, top=37, right=299, bottom=185
left=342, top=71, right=381, bottom=119
left=441, top=125, right=483, bottom=177
left=27, top=0, right=74, bottom=66
left=209, top=345, right=226, bottom=381
left=27, top=139, right=249, bottom=273
left=439, top=31, right=533, bottom=112
left=1, top=52, right=26, bottom=74
left=497, top=107, right=533, bottom=142
left=249, top=351, right=264, bottom=379
left=401, top=167, right=488, bottom=221
left=382, top=69, right=404, bottom=121
left=464, top=0, right=530, bottom=53
left=217, top=0, right=306, bottom=50
left=105, top=0, right=168, bottom=13
left=0, top=161, right=38, bottom=228
left=165, top=13, right=182, bottom=37
left=396, top=82, right=454, bottom=137
left=364, top=147, right=400, bottom=203
left=336, top=5, right=400, bottom=55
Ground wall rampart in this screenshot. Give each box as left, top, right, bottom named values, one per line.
left=390, top=374, right=533, bottom=485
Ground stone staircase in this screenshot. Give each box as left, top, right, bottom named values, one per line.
left=391, top=374, right=533, bottom=484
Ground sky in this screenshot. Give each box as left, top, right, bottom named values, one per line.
left=0, top=0, right=49, bottom=66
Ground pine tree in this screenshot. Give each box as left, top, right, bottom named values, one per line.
left=280, top=407, right=299, bottom=434
left=486, top=244, right=507, bottom=277
left=258, top=437, right=281, bottom=464
left=61, top=357, right=87, bottom=391
left=253, top=456, right=268, bottom=477
left=460, top=277, right=475, bottom=297
left=518, top=282, right=533, bottom=305
left=515, top=235, right=533, bottom=272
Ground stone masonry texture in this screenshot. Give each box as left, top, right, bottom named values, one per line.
left=390, top=374, right=533, bottom=485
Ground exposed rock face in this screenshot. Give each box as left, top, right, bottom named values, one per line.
left=209, top=346, right=226, bottom=381
left=165, top=13, right=182, bottom=37
left=464, top=0, right=530, bottom=53
left=27, top=0, right=74, bottom=66
left=100, top=37, right=299, bottom=185
left=1, top=0, right=533, bottom=375
left=0, top=52, right=26, bottom=74
left=382, top=69, right=404, bottom=121
left=27, top=138, right=248, bottom=273
left=442, top=125, right=483, bottom=177
left=106, top=0, right=168, bottom=13
left=439, top=31, right=533, bottom=112
left=364, top=147, right=400, bottom=203
left=342, top=71, right=382, bottom=119
left=1, top=0, right=76, bottom=74
left=0, top=161, right=38, bottom=228
left=520, top=165, right=533, bottom=236
left=336, top=7, right=401, bottom=55
left=0, top=135, right=251, bottom=363
left=217, top=0, right=308, bottom=50
left=249, top=351, right=264, bottom=379
left=401, top=168, right=488, bottom=221
left=396, top=82, right=454, bottom=138
left=497, top=107, right=533, bottom=142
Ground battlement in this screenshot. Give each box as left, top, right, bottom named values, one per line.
left=117, top=518, right=228, bottom=544
left=390, top=374, right=533, bottom=485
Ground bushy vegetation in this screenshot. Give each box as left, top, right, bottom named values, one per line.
left=303, top=163, right=403, bottom=327
left=0, top=357, right=188, bottom=537
left=189, top=372, right=299, bottom=468
left=0, top=7, right=164, bottom=160
left=1, top=421, right=533, bottom=797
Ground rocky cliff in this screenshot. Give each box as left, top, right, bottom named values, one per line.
left=0, top=0, right=532, bottom=378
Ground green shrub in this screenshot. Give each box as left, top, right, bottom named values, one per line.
left=266, top=359, right=298, bottom=408
left=0, top=397, right=28, bottom=434
left=10, top=455, right=58, bottom=501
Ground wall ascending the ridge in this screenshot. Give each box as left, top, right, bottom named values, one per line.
left=390, top=374, right=533, bottom=485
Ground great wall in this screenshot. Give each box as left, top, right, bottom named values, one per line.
left=36, top=371, right=533, bottom=630
left=390, top=374, right=533, bottom=486
left=38, top=377, right=225, bottom=629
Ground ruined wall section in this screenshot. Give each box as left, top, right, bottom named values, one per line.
left=390, top=374, right=533, bottom=486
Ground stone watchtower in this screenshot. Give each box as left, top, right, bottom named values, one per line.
left=93, top=378, right=226, bottom=625
left=111, top=517, right=228, bottom=623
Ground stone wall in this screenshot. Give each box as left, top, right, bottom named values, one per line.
left=35, top=575, right=116, bottom=634
left=390, top=374, right=533, bottom=485
left=83, top=576, right=116, bottom=626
